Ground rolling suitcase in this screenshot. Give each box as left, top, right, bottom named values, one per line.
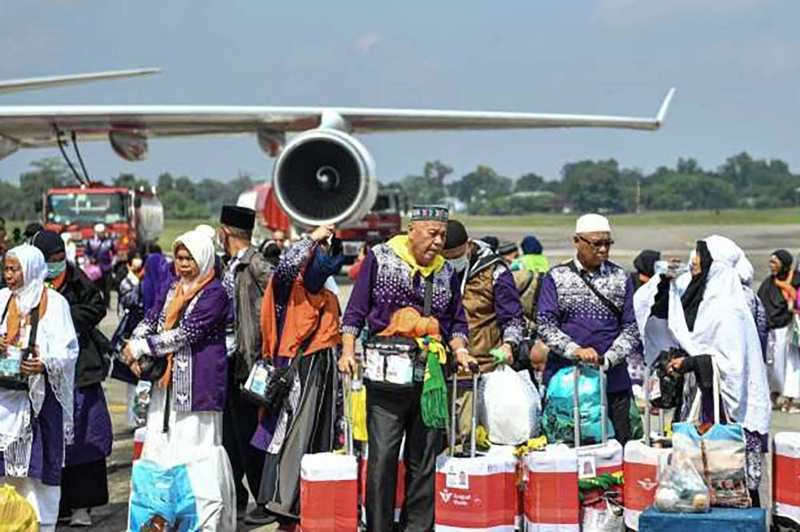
left=435, top=368, right=518, bottom=531
left=523, top=363, right=623, bottom=531
left=299, top=374, right=358, bottom=532
left=773, top=432, right=800, bottom=530
left=623, top=366, right=672, bottom=530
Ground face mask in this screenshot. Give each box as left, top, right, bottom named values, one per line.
left=448, top=254, right=469, bottom=273
left=46, top=260, right=67, bottom=280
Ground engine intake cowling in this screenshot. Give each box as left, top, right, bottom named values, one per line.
left=272, top=128, right=377, bottom=229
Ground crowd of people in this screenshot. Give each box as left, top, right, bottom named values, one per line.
left=0, top=205, right=798, bottom=531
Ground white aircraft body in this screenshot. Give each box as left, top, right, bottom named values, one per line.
left=0, top=68, right=674, bottom=227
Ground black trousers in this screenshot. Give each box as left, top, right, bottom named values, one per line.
left=607, top=390, right=632, bottom=447
left=59, top=459, right=109, bottom=513
left=366, top=385, right=442, bottom=532
left=222, top=365, right=265, bottom=510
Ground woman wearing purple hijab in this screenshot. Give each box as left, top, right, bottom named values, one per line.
left=142, top=248, right=174, bottom=314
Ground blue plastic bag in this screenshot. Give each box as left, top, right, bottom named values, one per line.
left=542, top=366, right=614, bottom=445
left=128, top=459, right=199, bottom=532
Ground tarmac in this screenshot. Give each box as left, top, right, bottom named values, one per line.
left=63, top=223, right=800, bottom=531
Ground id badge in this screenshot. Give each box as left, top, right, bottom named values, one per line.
left=0, top=345, right=23, bottom=377
left=385, top=354, right=413, bottom=385
left=364, top=348, right=385, bottom=382
left=249, top=364, right=272, bottom=396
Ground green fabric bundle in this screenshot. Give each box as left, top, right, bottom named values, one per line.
left=421, top=346, right=448, bottom=429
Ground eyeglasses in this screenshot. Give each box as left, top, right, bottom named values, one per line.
left=578, top=236, right=615, bottom=250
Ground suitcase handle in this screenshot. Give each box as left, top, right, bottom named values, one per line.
left=448, top=363, right=480, bottom=458
left=342, top=373, right=355, bottom=456
left=686, top=356, right=722, bottom=425
left=572, top=359, right=608, bottom=448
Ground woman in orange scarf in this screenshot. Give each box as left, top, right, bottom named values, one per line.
left=122, top=231, right=236, bottom=529
left=0, top=245, right=79, bottom=532
left=758, top=249, right=800, bottom=412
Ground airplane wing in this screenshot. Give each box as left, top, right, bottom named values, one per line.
left=0, top=68, right=674, bottom=161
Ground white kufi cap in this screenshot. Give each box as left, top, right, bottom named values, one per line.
left=575, top=213, right=611, bottom=234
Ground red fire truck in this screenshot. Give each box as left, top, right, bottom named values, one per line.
left=239, top=183, right=404, bottom=263
left=42, top=183, right=164, bottom=260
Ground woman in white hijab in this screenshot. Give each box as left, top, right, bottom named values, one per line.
left=0, top=245, right=78, bottom=532
left=122, top=231, right=236, bottom=529
left=634, top=235, right=771, bottom=506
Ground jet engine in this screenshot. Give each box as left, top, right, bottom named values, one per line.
left=272, top=128, right=377, bottom=229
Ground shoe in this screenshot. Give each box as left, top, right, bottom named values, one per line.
left=69, top=508, right=92, bottom=527
left=243, top=505, right=277, bottom=526
left=237, top=500, right=248, bottom=520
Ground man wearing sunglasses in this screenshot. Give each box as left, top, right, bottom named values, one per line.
left=536, top=213, right=641, bottom=445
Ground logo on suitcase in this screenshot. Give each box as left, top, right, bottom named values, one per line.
left=637, top=478, right=658, bottom=492
left=440, top=489, right=453, bottom=504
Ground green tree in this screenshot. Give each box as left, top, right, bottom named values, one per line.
left=423, top=160, right=453, bottom=197
left=562, top=159, right=628, bottom=213
left=450, top=165, right=512, bottom=208
left=515, top=172, right=545, bottom=192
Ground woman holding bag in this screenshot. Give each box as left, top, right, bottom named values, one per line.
left=636, top=235, right=771, bottom=506
left=122, top=231, right=235, bottom=529
left=0, top=245, right=79, bottom=531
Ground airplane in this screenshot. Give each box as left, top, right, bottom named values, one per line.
left=0, top=67, right=674, bottom=228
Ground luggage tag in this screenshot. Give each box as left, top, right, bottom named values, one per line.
left=647, top=375, right=662, bottom=401
left=578, top=454, right=597, bottom=480
left=446, top=468, right=470, bottom=490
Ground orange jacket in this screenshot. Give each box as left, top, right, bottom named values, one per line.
left=261, top=276, right=341, bottom=359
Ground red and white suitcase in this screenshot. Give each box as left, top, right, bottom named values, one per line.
left=773, top=432, right=800, bottom=528
left=523, top=444, right=580, bottom=531
left=358, top=441, right=406, bottom=525
left=132, top=426, right=147, bottom=461
left=487, top=445, right=524, bottom=530
left=623, top=367, right=672, bottom=530
left=299, top=375, right=358, bottom=532
left=523, top=363, right=623, bottom=531
left=435, top=370, right=518, bottom=531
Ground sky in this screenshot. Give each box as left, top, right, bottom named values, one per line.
left=1, top=0, right=799, bottom=186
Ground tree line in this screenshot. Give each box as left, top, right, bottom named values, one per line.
left=391, top=152, right=800, bottom=215
left=1, top=151, right=798, bottom=221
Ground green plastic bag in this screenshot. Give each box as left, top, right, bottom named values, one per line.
left=543, top=366, right=615, bottom=445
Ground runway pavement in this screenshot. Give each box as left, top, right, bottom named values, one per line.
left=68, top=223, right=800, bottom=531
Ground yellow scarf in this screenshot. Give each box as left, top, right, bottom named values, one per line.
left=386, top=235, right=445, bottom=278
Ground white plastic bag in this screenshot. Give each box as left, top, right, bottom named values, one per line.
left=583, top=498, right=625, bottom=532
left=479, top=365, right=542, bottom=445
left=654, top=454, right=710, bottom=514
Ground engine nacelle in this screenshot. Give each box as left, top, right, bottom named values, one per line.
left=272, top=128, right=377, bottom=229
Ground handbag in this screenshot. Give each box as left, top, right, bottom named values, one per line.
left=649, top=348, right=686, bottom=409
left=672, top=357, right=751, bottom=509
left=0, top=299, right=39, bottom=391
left=241, top=358, right=276, bottom=406
left=246, top=303, right=325, bottom=411
left=362, top=275, right=433, bottom=390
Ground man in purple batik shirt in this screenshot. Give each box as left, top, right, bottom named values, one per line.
left=339, top=205, right=475, bottom=532
left=536, top=214, right=641, bottom=446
